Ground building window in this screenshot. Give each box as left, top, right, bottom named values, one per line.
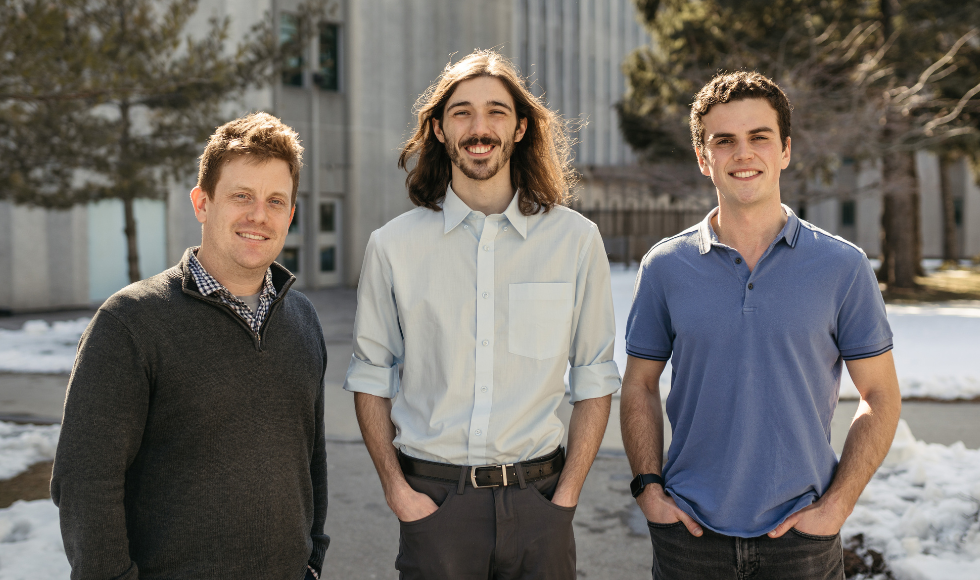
left=320, top=247, right=336, bottom=272
left=288, top=201, right=301, bottom=234
left=282, top=247, right=300, bottom=272
left=797, top=204, right=807, bottom=221
left=840, top=200, right=856, bottom=227
left=280, top=13, right=304, bottom=87
left=319, top=201, right=335, bottom=232
left=316, top=23, right=340, bottom=91
left=954, top=197, right=963, bottom=227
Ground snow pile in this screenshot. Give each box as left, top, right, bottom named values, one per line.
left=610, top=265, right=980, bottom=401
left=0, top=500, right=70, bottom=579
left=842, top=420, right=980, bottom=580
left=0, top=421, right=60, bottom=480
left=839, top=302, right=980, bottom=401
left=0, top=319, right=89, bottom=374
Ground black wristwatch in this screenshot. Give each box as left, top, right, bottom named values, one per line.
left=630, top=473, right=665, bottom=498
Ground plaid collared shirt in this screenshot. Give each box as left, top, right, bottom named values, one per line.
left=188, top=249, right=277, bottom=335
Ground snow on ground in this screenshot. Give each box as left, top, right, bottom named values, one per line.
left=842, top=420, right=980, bottom=580
left=0, top=500, right=70, bottom=579
left=0, top=319, right=89, bottom=374
left=609, top=264, right=980, bottom=401
left=0, top=422, right=60, bottom=480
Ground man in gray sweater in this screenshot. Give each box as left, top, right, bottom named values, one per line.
left=51, top=113, right=329, bottom=580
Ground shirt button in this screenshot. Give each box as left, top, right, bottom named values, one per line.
left=463, top=225, right=469, bottom=229
left=482, top=292, right=489, bottom=298
left=481, top=386, right=488, bottom=393
left=735, top=258, right=742, bottom=264
left=482, top=340, right=489, bottom=346
left=748, top=283, right=754, bottom=290
left=503, top=226, right=508, bottom=231
left=475, top=429, right=482, bottom=435
left=483, top=245, right=490, bottom=251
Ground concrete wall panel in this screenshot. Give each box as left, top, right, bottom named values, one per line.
left=963, top=158, right=980, bottom=258
left=916, top=150, right=943, bottom=258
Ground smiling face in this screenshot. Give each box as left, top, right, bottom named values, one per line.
left=696, top=98, right=791, bottom=210
left=190, top=155, right=295, bottom=292
left=432, top=76, right=527, bottom=184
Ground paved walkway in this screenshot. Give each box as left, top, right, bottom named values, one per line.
left=2, top=288, right=979, bottom=578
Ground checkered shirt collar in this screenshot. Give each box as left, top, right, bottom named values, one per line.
left=187, top=248, right=277, bottom=335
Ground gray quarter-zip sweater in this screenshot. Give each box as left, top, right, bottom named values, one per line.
left=52, top=249, right=329, bottom=580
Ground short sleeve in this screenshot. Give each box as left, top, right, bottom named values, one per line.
left=836, top=257, right=893, bottom=360
left=625, top=255, right=673, bottom=361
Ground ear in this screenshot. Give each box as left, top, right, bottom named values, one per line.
left=513, top=117, right=528, bottom=143
left=190, top=186, right=209, bottom=224
left=432, top=118, right=446, bottom=143
left=695, top=148, right=711, bottom=177
left=780, top=137, right=791, bottom=170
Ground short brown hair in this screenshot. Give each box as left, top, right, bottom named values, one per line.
left=198, top=112, right=304, bottom=205
left=398, top=49, right=575, bottom=215
left=690, top=72, right=792, bottom=152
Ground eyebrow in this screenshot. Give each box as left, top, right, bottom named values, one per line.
left=446, top=99, right=514, bottom=112
left=710, top=127, right=776, bottom=140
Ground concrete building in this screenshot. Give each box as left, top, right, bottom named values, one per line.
left=4, top=1, right=980, bottom=311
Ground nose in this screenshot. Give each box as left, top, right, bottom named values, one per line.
left=247, top=199, right=268, bottom=223
left=733, top=139, right=753, bottom=161
left=469, top=112, right=491, bottom=137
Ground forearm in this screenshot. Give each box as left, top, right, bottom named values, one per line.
left=821, top=388, right=901, bottom=516
left=620, top=360, right=667, bottom=476
left=554, top=394, right=611, bottom=504
left=353, top=392, right=411, bottom=500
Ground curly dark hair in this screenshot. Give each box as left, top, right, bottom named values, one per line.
left=398, top=49, right=576, bottom=215
left=690, top=72, right=792, bottom=152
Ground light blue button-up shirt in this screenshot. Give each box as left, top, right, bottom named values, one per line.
left=344, top=187, right=621, bottom=466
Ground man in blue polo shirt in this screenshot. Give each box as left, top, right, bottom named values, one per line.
left=620, top=71, right=902, bottom=579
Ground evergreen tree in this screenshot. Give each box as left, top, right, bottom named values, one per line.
left=619, top=0, right=980, bottom=288
left=0, top=0, right=322, bottom=283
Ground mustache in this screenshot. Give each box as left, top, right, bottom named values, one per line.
left=459, top=136, right=501, bottom=147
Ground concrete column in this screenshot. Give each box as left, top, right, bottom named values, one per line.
left=856, top=160, right=883, bottom=257
left=962, top=157, right=980, bottom=258
left=916, top=150, right=943, bottom=259
left=11, top=205, right=51, bottom=310
left=808, top=197, right=839, bottom=235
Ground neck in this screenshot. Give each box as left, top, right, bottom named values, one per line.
left=712, top=199, right=787, bottom=266
left=195, top=246, right=266, bottom=296
left=449, top=162, right=515, bottom=215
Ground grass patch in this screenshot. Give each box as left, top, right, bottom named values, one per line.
left=881, top=267, right=980, bottom=303
left=0, top=460, right=53, bottom=508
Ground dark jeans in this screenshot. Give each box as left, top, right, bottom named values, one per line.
left=396, top=470, right=576, bottom=580
left=647, top=521, right=844, bottom=580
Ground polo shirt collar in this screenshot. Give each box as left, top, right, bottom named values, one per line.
left=442, top=185, right=528, bottom=239
left=697, top=204, right=802, bottom=255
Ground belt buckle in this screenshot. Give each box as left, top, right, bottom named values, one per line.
left=470, top=463, right=514, bottom=488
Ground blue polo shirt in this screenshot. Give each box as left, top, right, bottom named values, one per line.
left=625, top=206, right=893, bottom=537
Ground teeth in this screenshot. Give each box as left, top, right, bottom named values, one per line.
left=733, top=171, right=759, bottom=178
left=467, top=145, right=491, bottom=154
left=238, top=232, right=266, bottom=240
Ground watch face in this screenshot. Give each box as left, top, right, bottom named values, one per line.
left=630, top=474, right=644, bottom=498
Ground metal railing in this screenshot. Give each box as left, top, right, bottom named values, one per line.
left=577, top=208, right=706, bottom=264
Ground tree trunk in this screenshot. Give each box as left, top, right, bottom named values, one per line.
left=123, top=195, right=141, bottom=283
left=939, top=153, right=959, bottom=265
left=119, top=100, right=141, bottom=284
left=880, top=150, right=919, bottom=289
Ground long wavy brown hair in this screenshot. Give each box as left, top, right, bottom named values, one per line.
left=398, top=49, right=576, bottom=215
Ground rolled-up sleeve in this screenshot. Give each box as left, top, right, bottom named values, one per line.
left=567, top=227, right=622, bottom=403
left=343, top=231, right=403, bottom=398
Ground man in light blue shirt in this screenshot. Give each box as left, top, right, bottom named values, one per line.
left=344, top=50, right=621, bottom=580
left=620, top=72, right=902, bottom=579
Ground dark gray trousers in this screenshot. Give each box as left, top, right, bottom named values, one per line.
left=648, top=521, right=844, bottom=580
left=396, top=470, right=576, bottom=580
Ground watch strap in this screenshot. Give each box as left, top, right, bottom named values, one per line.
left=630, top=473, right=665, bottom=498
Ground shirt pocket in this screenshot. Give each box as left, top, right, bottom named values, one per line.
left=508, top=282, right=574, bottom=360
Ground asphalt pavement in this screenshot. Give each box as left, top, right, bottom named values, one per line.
left=2, top=287, right=979, bottom=579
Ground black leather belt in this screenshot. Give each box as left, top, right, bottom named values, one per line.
left=398, top=447, right=565, bottom=488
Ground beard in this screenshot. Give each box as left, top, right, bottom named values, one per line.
left=444, top=133, right=517, bottom=181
